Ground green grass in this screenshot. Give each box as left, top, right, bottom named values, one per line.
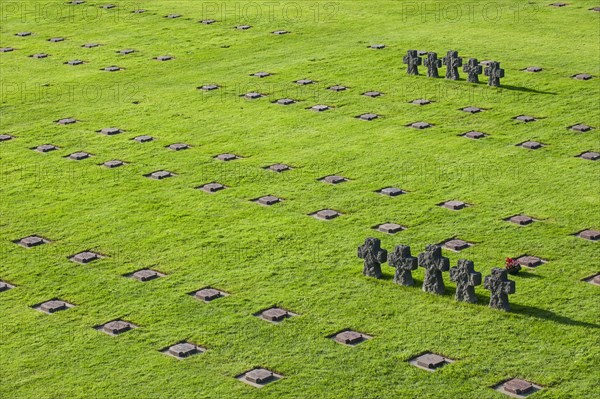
left=1, top=1, right=599, bottom=398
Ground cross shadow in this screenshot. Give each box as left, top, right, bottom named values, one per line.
left=512, top=272, right=543, bottom=279
left=496, top=84, right=556, bottom=95
left=511, top=304, right=600, bottom=329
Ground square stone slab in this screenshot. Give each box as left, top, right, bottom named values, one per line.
left=462, top=131, right=487, bottom=139
left=409, top=122, right=432, bottom=129
left=82, top=43, right=100, bottom=48
left=30, top=53, right=49, bottom=59
left=516, top=255, right=544, bottom=267
left=311, top=209, right=341, bottom=220
left=235, top=25, right=252, bottom=30
left=439, top=200, right=467, bottom=210
left=409, top=353, right=453, bottom=372
left=374, top=223, right=405, bottom=234
left=167, top=143, right=191, bottom=151
left=65, top=60, right=84, bottom=65
left=377, top=187, right=405, bottom=196
left=295, top=79, right=315, bottom=85
left=103, top=160, right=125, bottom=168
left=35, top=144, right=59, bottom=152
left=591, top=7, right=600, bottom=12
left=549, top=2, right=568, bottom=6
left=163, top=342, right=205, bottom=359
left=98, top=320, right=136, bottom=336
left=254, top=196, right=282, bottom=206
left=117, top=49, right=135, bottom=55
left=310, top=105, right=331, bottom=112
left=320, top=175, right=348, bottom=184
left=129, top=269, right=164, bottom=282
left=331, top=330, right=372, bottom=346
left=0, top=134, right=14, bottom=141
left=328, top=85, right=347, bottom=92
left=442, top=239, right=472, bottom=251
left=275, top=98, right=295, bottom=105
left=507, top=215, right=534, bottom=225
left=461, top=106, right=483, bottom=113
left=145, top=171, right=175, bottom=180
left=572, top=73, right=592, bottom=80
left=101, top=4, right=116, bottom=8
left=265, top=163, right=291, bottom=172
left=577, top=229, right=600, bottom=241
left=34, top=299, right=73, bottom=314
left=48, top=37, right=65, bottom=42
left=272, top=30, right=289, bottom=35
left=514, top=115, right=536, bottom=122
left=251, top=72, right=271, bottom=78
left=201, top=19, right=217, bottom=24
left=56, top=118, right=77, bottom=125
left=67, top=152, right=91, bottom=160
left=357, top=113, right=379, bottom=121
left=133, top=9, right=146, bottom=13
left=579, top=151, right=600, bottom=161
left=494, top=378, right=542, bottom=398
left=103, top=66, right=122, bottom=72
left=523, top=66, right=543, bottom=72
left=197, top=182, right=227, bottom=193
left=363, top=91, right=382, bottom=97
left=198, top=84, right=219, bottom=91
left=154, top=56, right=173, bottom=61
left=193, top=287, right=228, bottom=302
left=569, top=124, right=593, bottom=132
left=16, top=235, right=48, bottom=248
left=164, top=14, right=181, bottom=18
left=369, top=44, right=385, bottom=49
left=69, top=251, right=102, bottom=264
left=68, top=0, right=85, bottom=4
left=256, top=307, right=297, bottom=323
left=583, top=273, right=600, bottom=286
left=98, top=127, right=123, bottom=135
left=519, top=141, right=543, bottom=150
left=242, top=92, right=263, bottom=99
left=237, top=368, right=282, bottom=388
left=16, top=32, right=32, bottom=36
left=133, top=135, right=153, bottom=143
left=215, top=153, right=240, bottom=161
left=411, top=99, right=431, bottom=105
left=0, top=281, right=15, bottom=292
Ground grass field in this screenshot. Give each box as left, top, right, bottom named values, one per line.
left=1, top=1, right=599, bottom=398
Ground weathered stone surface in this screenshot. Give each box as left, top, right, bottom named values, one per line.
left=255, top=195, right=281, bottom=206
left=409, top=121, right=432, bottom=129
left=442, top=50, right=462, bottom=80
left=508, top=215, right=534, bottom=225
left=38, top=300, right=69, bottom=313
left=100, top=4, right=116, bottom=9
left=65, top=60, right=84, bottom=65
left=411, top=99, right=431, bottom=105
left=272, top=30, right=289, bottom=35
left=295, top=79, right=315, bottom=85
left=245, top=369, right=274, bottom=384
left=235, top=25, right=252, bottom=30
left=68, top=152, right=91, bottom=160
left=17, top=235, right=47, bottom=247
left=201, top=19, right=216, bottom=24
left=215, top=153, right=240, bottom=161
left=369, top=44, right=385, bottom=49
left=167, top=143, right=190, bottom=151
left=198, top=182, right=226, bottom=193
left=484, top=61, right=505, bottom=87
left=101, top=320, right=133, bottom=335
left=168, top=343, right=201, bottom=358
left=569, top=124, right=593, bottom=132
left=48, top=37, right=65, bottom=42
left=328, top=85, right=347, bottom=91
left=484, top=268, right=515, bottom=311
left=131, top=269, right=160, bottom=282
left=321, top=175, right=347, bottom=184
left=133, top=135, right=153, bottom=142
left=579, top=151, right=600, bottom=160
left=378, top=187, right=405, bottom=196
left=449, top=259, right=481, bottom=303
left=519, top=141, right=543, bottom=149
left=524, top=66, right=543, bottom=72
left=443, top=239, right=471, bottom=251
left=0, top=47, right=15, bottom=52
left=154, top=56, right=173, bottom=61
left=578, top=229, right=600, bottom=241
left=572, top=73, right=592, bottom=80
left=164, top=14, right=181, bottom=18
left=358, top=237, right=387, bottom=278
left=516, top=255, right=543, bottom=267
left=103, top=65, right=122, bottom=72
left=252, top=72, right=271, bottom=78
left=0, top=134, right=14, bottom=141
left=362, top=91, right=382, bottom=97
left=503, top=378, right=534, bottom=395
left=514, top=115, right=537, bottom=122
left=198, top=84, right=219, bottom=91
left=98, top=127, right=123, bottom=135
left=146, top=171, right=175, bottom=180
left=357, top=113, right=379, bottom=121
left=334, top=330, right=365, bottom=345
left=266, top=163, right=291, bottom=172
left=56, top=117, right=77, bottom=124
left=70, top=251, right=101, bottom=264
left=461, top=106, right=482, bottom=113
left=275, top=98, right=295, bottom=105
left=0, top=281, right=14, bottom=292
left=16, top=32, right=32, bottom=37
left=117, top=49, right=135, bottom=55
left=549, top=2, right=568, bottom=6
left=462, top=131, right=486, bottom=139
left=388, top=245, right=417, bottom=286
left=82, top=43, right=100, bottom=48
left=243, top=92, right=263, bottom=99
left=30, top=53, right=49, bottom=58
left=585, top=273, right=600, bottom=286
left=440, top=200, right=466, bottom=210
left=132, top=9, right=146, bottom=13
left=260, top=307, right=289, bottom=322
left=415, top=354, right=446, bottom=370
left=312, top=209, right=341, bottom=220
left=403, top=50, right=421, bottom=75
left=375, top=223, right=404, bottom=234
left=310, top=104, right=330, bottom=112
left=463, top=58, right=482, bottom=83
left=103, top=160, right=124, bottom=168
left=418, top=245, right=449, bottom=294
left=35, top=144, right=59, bottom=152
left=194, top=288, right=224, bottom=302
left=424, top=52, right=442, bottom=78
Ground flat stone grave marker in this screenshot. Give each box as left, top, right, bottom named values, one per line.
left=506, top=215, right=535, bottom=225
left=242, top=92, right=263, bottom=99
left=82, top=43, right=100, bottom=48
left=462, top=131, right=487, bottom=139
left=572, top=73, right=592, bottom=80
left=576, top=229, right=600, bottom=241
left=102, top=66, right=122, bottom=72
left=518, top=141, right=544, bottom=150
left=591, top=7, right=600, bottom=12
left=30, top=54, right=49, bottom=58
left=97, top=320, right=136, bottom=336
left=35, top=144, right=59, bottom=152
left=192, top=287, right=228, bottom=302
left=514, top=115, right=537, bottom=122
left=0, top=281, right=15, bottom=292
left=237, top=368, right=282, bottom=388
left=549, top=2, right=568, bottom=6
left=369, top=44, right=385, bottom=49
left=197, top=182, right=227, bottom=193
left=310, top=209, right=341, bottom=220
left=117, top=49, right=135, bottom=55
left=579, top=151, right=600, bottom=160
left=132, top=9, right=146, bottom=13
left=376, top=187, right=406, bottom=196
left=65, top=60, right=84, bottom=65
left=374, top=223, right=405, bottom=234
left=272, top=30, right=289, bottom=35
left=56, top=117, right=77, bottom=124
left=295, top=79, right=315, bottom=85
left=251, top=72, right=271, bottom=78
left=145, top=170, right=176, bottom=180
left=201, top=19, right=217, bottom=24
left=162, top=342, right=205, bottom=359
left=439, top=200, right=467, bottom=210
left=255, top=307, right=296, bottom=323
left=154, top=56, right=173, bottom=61
left=67, top=0, right=85, bottom=4
left=48, top=37, right=65, bottom=42
left=0, top=47, right=15, bottom=52
left=410, top=99, right=431, bottom=105
left=523, top=66, right=543, bottom=72
left=254, top=195, right=282, bottom=206
left=515, top=255, right=545, bottom=267
left=0, top=134, right=14, bottom=141
left=100, top=4, right=116, bottom=8
left=34, top=299, right=74, bottom=314
left=583, top=273, right=600, bottom=286
left=357, top=113, right=379, bottom=121
left=265, top=163, right=291, bottom=172
left=235, top=25, right=252, bottom=30
left=126, top=269, right=164, bottom=282
left=133, top=135, right=153, bottom=142
left=409, top=353, right=454, bottom=372
left=167, top=143, right=191, bottom=151
left=275, top=98, right=295, bottom=105
left=67, top=152, right=92, bottom=160
left=97, top=127, right=123, bottom=135
left=15, top=235, right=49, bottom=248
left=408, top=121, right=432, bottom=129
left=198, top=84, right=219, bottom=91
left=320, top=175, right=348, bottom=184
left=16, top=32, right=32, bottom=37
left=309, top=105, right=331, bottom=112
left=330, top=330, right=372, bottom=346
left=69, top=251, right=103, bottom=264
left=569, top=124, right=593, bottom=132
left=494, top=378, right=542, bottom=398
left=215, top=153, right=241, bottom=161
left=103, top=160, right=125, bottom=168
left=441, top=238, right=472, bottom=252
left=461, top=106, right=483, bottom=113
left=328, top=85, right=347, bottom=92
left=164, top=14, right=181, bottom=18
left=363, top=91, right=382, bottom=97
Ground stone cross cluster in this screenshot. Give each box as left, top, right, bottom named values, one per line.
left=403, top=50, right=505, bottom=87
left=358, top=238, right=516, bottom=311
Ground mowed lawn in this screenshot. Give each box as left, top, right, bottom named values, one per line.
left=0, top=1, right=599, bottom=398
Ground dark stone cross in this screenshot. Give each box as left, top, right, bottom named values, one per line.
left=358, top=237, right=387, bottom=279
left=449, top=259, right=482, bottom=303
left=388, top=245, right=418, bottom=286
left=442, top=50, right=463, bottom=80
left=402, top=50, right=422, bottom=75
left=484, top=268, right=515, bottom=311
left=418, top=245, right=450, bottom=294
left=423, top=52, right=442, bottom=78
left=463, top=58, right=482, bottom=83
left=484, top=61, right=505, bottom=87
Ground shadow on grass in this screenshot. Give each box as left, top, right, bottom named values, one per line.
left=512, top=304, right=600, bottom=329
left=513, top=272, right=543, bottom=279
left=498, top=84, right=557, bottom=95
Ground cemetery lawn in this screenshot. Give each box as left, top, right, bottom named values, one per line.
left=1, top=1, right=599, bottom=398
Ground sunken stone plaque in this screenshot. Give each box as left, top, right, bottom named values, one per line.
left=276, top=98, right=295, bottom=105
left=440, top=200, right=467, bottom=210
left=519, top=141, right=543, bottom=149
left=295, top=79, right=315, bottom=85
left=133, top=135, right=153, bottom=142
left=98, top=127, right=122, bottom=135
left=70, top=251, right=101, bottom=264
left=409, top=122, right=432, bottom=129
left=495, top=378, right=542, bottom=397
left=358, top=237, right=387, bottom=278
left=103, top=160, right=124, bottom=168
left=215, top=153, right=240, bottom=161
left=378, top=187, right=405, bottom=196
left=82, top=43, right=100, bottom=48
left=259, top=307, right=293, bottom=322
left=235, top=25, right=252, bottom=30
left=103, top=66, right=121, bottom=72
left=67, top=152, right=91, bottom=160
left=36, top=300, right=72, bottom=314
left=237, top=368, right=282, bottom=388
left=363, top=91, right=382, bottom=97
left=357, top=113, right=379, bottom=121
left=272, top=30, right=289, bottom=35
left=48, top=37, right=64, bottom=42
left=463, top=131, right=486, bottom=139
left=167, top=143, right=190, bottom=151
left=507, top=215, right=534, bottom=225
left=461, top=106, right=482, bottom=113
left=514, top=115, right=536, bottom=122
left=0, top=47, right=15, bottom=52
left=442, top=239, right=471, bottom=251
left=154, top=56, right=173, bottom=61
left=0, top=281, right=14, bottom=292
left=16, top=32, right=32, bottom=36
left=516, top=255, right=544, bottom=267
left=198, top=84, right=219, bottom=91
left=65, top=60, right=84, bottom=65
left=570, top=124, right=593, bottom=132
left=524, top=66, right=543, bottom=72
left=0, top=134, right=14, bottom=141
left=572, top=73, right=592, bottom=80
left=201, top=19, right=216, bottom=24
left=198, top=183, right=226, bottom=193
left=100, top=320, right=134, bottom=335
left=194, top=288, right=226, bottom=302
left=35, top=144, right=58, bottom=152
left=252, top=72, right=271, bottom=78
left=484, top=268, right=515, bottom=311
left=164, top=14, right=181, bottom=18
left=578, top=229, right=600, bottom=241
left=549, top=2, right=568, bottom=6
left=243, top=92, right=263, bottom=99
left=310, top=105, right=330, bottom=112
left=579, top=151, right=600, bottom=160
left=311, top=210, right=341, bottom=220
left=166, top=343, right=204, bottom=359
left=321, top=175, right=347, bottom=184
left=584, top=273, right=600, bottom=286
left=418, top=245, right=450, bottom=295
left=266, top=163, right=291, bottom=172
left=117, top=49, right=135, bottom=55
left=411, top=99, right=431, bottom=105
left=16, top=235, right=48, bottom=248
left=101, top=4, right=116, bottom=8
left=31, top=53, right=48, bottom=58
left=56, top=118, right=77, bottom=125
left=255, top=196, right=281, bottom=206
left=146, top=171, right=175, bottom=180
left=369, top=44, right=385, bottom=49
left=375, top=223, right=404, bottom=234
left=328, top=85, right=347, bottom=92
left=411, top=353, right=448, bottom=370
left=131, top=269, right=161, bottom=282
left=332, top=330, right=370, bottom=346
